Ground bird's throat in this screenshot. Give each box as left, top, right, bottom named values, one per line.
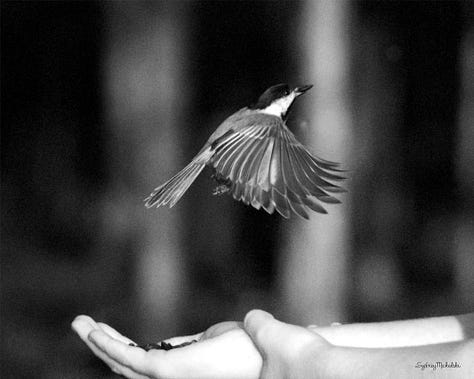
left=258, top=92, right=296, bottom=118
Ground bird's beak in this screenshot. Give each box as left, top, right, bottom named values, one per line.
left=294, top=84, right=313, bottom=96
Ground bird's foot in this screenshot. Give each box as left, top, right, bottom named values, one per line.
left=211, top=173, right=232, bottom=196
left=212, top=184, right=230, bottom=196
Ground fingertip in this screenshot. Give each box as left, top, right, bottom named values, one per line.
left=72, top=314, right=90, bottom=326
left=72, top=315, right=100, bottom=340
left=97, top=322, right=136, bottom=345
left=71, top=316, right=81, bottom=331
left=73, top=314, right=86, bottom=322
left=244, top=309, right=275, bottom=335
left=74, top=314, right=99, bottom=326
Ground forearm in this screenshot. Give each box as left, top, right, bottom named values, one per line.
left=316, top=313, right=474, bottom=348
left=315, top=339, right=474, bottom=379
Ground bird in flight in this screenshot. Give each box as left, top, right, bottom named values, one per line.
left=145, top=83, right=345, bottom=219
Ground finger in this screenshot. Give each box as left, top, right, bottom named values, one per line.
left=244, top=310, right=275, bottom=334
left=243, top=309, right=277, bottom=345
left=97, top=322, right=136, bottom=345
left=89, top=329, right=152, bottom=377
left=71, top=316, right=139, bottom=378
left=244, top=309, right=317, bottom=356
left=111, top=365, right=150, bottom=379
left=88, top=335, right=150, bottom=379
left=72, top=315, right=101, bottom=343
left=88, top=341, right=149, bottom=379
left=72, top=316, right=149, bottom=378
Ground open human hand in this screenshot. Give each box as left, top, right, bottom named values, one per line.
left=72, top=315, right=262, bottom=379
left=72, top=310, right=332, bottom=379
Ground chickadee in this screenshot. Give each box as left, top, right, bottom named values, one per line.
left=145, top=83, right=345, bottom=219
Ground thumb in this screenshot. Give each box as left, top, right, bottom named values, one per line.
left=244, top=310, right=324, bottom=379
left=244, top=309, right=325, bottom=356
left=244, top=310, right=299, bottom=355
left=244, top=309, right=279, bottom=348
left=244, top=310, right=283, bottom=378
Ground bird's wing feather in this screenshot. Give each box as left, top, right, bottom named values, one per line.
left=280, top=127, right=344, bottom=199
left=208, top=114, right=344, bottom=218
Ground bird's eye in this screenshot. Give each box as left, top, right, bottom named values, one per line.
left=284, top=90, right=290, bottom=96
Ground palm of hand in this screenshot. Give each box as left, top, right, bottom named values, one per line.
left=72, top=316, right=262, bottom=379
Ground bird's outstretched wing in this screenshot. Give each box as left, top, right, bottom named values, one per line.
left=208, top=115, right=345, bottom=219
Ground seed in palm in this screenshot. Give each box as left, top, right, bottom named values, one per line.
left=130, top=339, right=198, bottom=351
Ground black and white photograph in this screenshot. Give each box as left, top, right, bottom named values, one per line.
left=2, top=1, right=474, bottom=378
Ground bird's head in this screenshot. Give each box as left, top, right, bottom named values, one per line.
left=250, top=83, right=313, bottom=119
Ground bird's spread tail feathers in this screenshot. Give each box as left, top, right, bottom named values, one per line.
left=145, top=149, right=212, bottom=208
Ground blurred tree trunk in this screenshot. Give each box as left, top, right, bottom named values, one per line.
left=280, top=0, right=353, bottom=325
left=348, top=6, right=407, bottom=321
left=103, top=2, right=190, bottom=339
left=454, top=4, right=474, bottom=311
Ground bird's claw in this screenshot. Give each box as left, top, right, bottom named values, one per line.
left=212, top=184, right=230, bottom=196
left=211, top=172, right=232, bottom=196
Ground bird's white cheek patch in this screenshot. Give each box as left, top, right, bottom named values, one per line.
left=259, top=93, right=296, bottom=117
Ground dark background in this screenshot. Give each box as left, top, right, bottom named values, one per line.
left=2, top=1, right=474, bottom=377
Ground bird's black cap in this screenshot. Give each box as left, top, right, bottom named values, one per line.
left=249, top=83, right=290, bottom=110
